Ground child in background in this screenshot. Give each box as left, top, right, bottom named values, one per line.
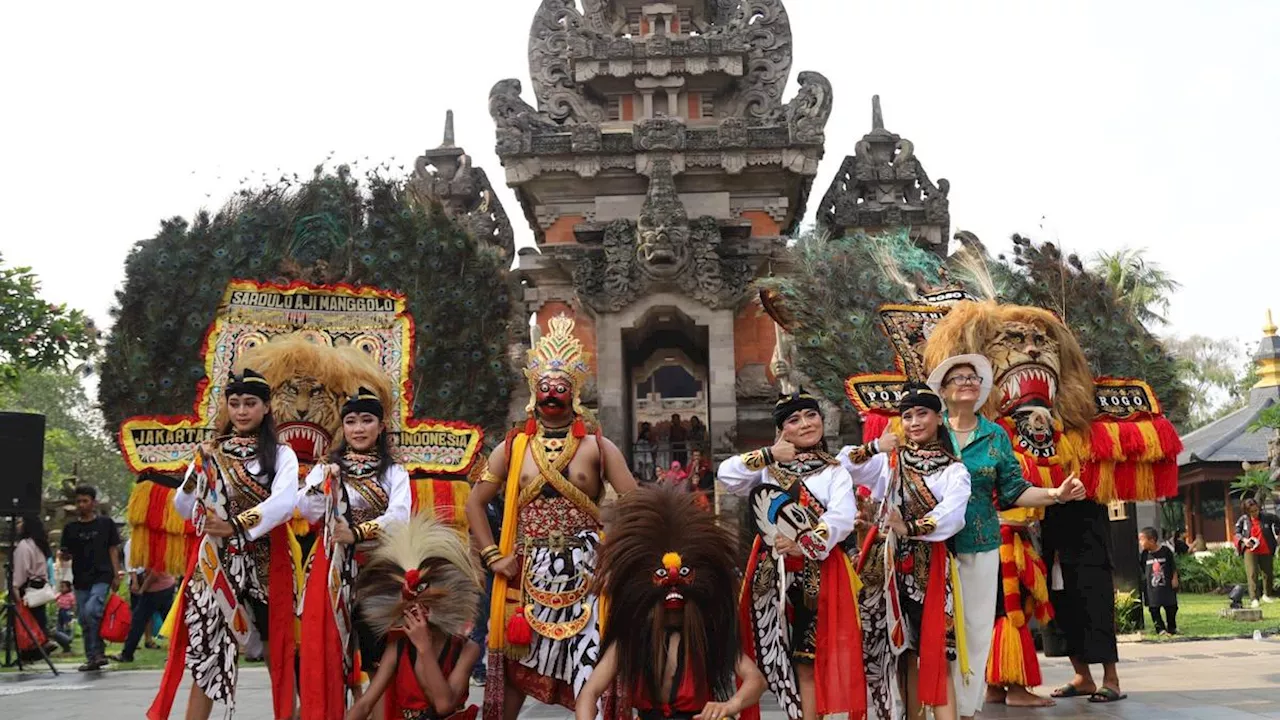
left=1139, top=527, right=1179, bottom=635
left=56, top=581, right=77, bottom=639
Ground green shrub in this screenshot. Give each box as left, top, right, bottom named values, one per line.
left=1174, top=549, right=1246, bottom=594
left=1115, top=590, right=1141, bottom=633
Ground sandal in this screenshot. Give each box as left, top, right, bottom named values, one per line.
left=1088, top=688, right=1128, bottom=703
left=1050, top=684, right=1091, bottom=698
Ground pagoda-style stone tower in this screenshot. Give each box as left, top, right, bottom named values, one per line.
left=492, top=0, right=832, bottom=457
left=411, top=110, right=516, bottom=260
left=817, top=95, right=950, bottom=254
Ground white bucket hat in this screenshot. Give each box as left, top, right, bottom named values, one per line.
left=926, top=354, right=994, bottom=410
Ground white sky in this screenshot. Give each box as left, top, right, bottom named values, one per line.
left=3, top=0, right=1277, bottom=358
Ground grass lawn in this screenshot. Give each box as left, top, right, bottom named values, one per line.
left=2, top=630, right=172, bottom=672
left=1133, top=592, right=1280, bottom=642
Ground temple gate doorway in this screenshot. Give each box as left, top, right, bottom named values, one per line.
left=622, top=306, right=709, bottom=483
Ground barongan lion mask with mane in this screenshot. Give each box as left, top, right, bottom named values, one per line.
left=923, top=301, right=1095, bottom=432
left=222, top=335, right=394, bottom=462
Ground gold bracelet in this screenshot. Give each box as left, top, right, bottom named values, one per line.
left=480, top=468, right=502, bottom=484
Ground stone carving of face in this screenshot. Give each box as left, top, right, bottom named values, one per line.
left=535, top=372, right=573, bottom=423
left=986, top=321, right=1061, bottom=412
left=636, top=215, right=690, bottom=279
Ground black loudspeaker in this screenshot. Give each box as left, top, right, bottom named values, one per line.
left=0, top=412, right=45, bottom=516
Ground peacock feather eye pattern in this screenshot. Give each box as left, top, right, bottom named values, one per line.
left=98, top=164, right=518, bottom=439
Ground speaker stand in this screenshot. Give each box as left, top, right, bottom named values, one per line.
left=2, top=515, right=59, bottom=674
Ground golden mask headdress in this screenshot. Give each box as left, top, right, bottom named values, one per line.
left=523, top=314, right=591, bottom=419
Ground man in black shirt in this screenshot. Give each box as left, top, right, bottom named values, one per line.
left=59, top=485, right=123, bottom=671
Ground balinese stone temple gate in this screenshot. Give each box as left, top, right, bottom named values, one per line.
left=488, top=0, right=947, bottom=463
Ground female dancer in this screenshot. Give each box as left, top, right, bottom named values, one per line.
left=575, top=486, right=765, bottom=720
left=299, top=386, right=411, bottom=720
left=343, top=515, right=483, bottom=720
left=717, top=389, right=865, bottom=720
left=841, top=382, right=970, bottom=720
left=150, top=369, right=301, bottom=720
left=926, top=355, right=1085, bottom=717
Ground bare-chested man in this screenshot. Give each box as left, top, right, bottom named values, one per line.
left=465, top=314, right=637, bottom=720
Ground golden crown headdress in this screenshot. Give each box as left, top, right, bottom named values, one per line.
left=524, top=314, right=591, bottom=414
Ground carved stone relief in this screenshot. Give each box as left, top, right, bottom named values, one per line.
left=816, top=95, right=950, bottom=254
left=410, top=111, right=516, bottom=258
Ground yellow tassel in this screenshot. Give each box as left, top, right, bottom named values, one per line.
left=1094, top=461, right=1117, bottom=503
left=1137, top=421, right=1163, bottom=462
left=1058, top=429, right=1090, bottom=464
left=950, top=556, right=969, bottom=678
left=993, top=617, right=1028, bottom=686
left=1135, top=463, right=1156, bottom=501
left=160, top=576, right=185, bottom=637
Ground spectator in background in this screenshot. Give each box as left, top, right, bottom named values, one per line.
left=13, top=513, right=73, bottom=653
left=633, top=422, right=656, bottom=483
left=60, top=485, right=123, bottom=671
left=669, top=413, right=688, bottom=466
left=1234, top=498, right=1279, bottom=608
left=56, top=582, right=76, bottom=638
left=1169, top=529, right=1190, bottom=555
left=470, top=496, right=503, bottom=686
left=688, top=415, right=706, bottom=448
left=660, top=460, right=688, bottom=490
left=117, top=563, right=176, bottom=662
left=688, top=448, right=714, bottom=493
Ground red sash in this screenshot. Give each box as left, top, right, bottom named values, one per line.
left=814, top=552, right=866, bottom=717
left=148, top=526, right=296, bottom=720
left=916, top=542, right=950, bottom=707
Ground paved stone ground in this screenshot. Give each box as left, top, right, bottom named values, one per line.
left=4, top=638, right=1280, bottom=719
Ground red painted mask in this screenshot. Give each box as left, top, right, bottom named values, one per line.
left=653, top=552, right=694, bottom=610
left=535, top=374, right=573, bottom=421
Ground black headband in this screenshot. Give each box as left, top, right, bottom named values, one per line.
left=226, top=369, right=270, bottom=402
left=342, top=386, right=384, bottom=420
left=897, top=382, right=943, bottom=414
left=773, top=388, right=822, bottom=429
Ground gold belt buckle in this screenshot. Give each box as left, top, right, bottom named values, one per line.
left=547, top=530, right=566, bottom=554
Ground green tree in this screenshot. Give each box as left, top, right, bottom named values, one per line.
left=1090, top=247, right=1181, bottom=327
left=0, top=254, right=98, bottom=386
left=99, top=166, right=516, bottom=436
left=0, top=370, right=133, bottom=505
left=1231, top=467, right=1277, bottom=506
left=1167, top=335, right=1249, bottom=429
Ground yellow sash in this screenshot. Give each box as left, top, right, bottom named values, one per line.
left=487, top=433, right=529, bottom=652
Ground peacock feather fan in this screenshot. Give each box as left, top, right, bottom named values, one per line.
left=758, top=228, right=1187, bottom=427
left=99, top=164, right=518, bottom=439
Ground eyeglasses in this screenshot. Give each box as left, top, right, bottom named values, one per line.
left=945, top=375, right=982, bottom=387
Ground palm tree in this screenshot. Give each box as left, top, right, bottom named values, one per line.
left=1090, top=247, right=1181, bottom=327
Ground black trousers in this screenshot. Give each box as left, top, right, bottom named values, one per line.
left=1149, top=604, right=1178, bottom=633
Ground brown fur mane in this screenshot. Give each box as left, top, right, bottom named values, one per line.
left=594, top=486, right=740, bottom=702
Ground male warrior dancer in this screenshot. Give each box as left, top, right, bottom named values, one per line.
left=464, top=314, right=637, bottom=720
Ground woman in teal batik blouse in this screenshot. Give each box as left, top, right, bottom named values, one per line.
left=926, top=354, right=1086, bottom=720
